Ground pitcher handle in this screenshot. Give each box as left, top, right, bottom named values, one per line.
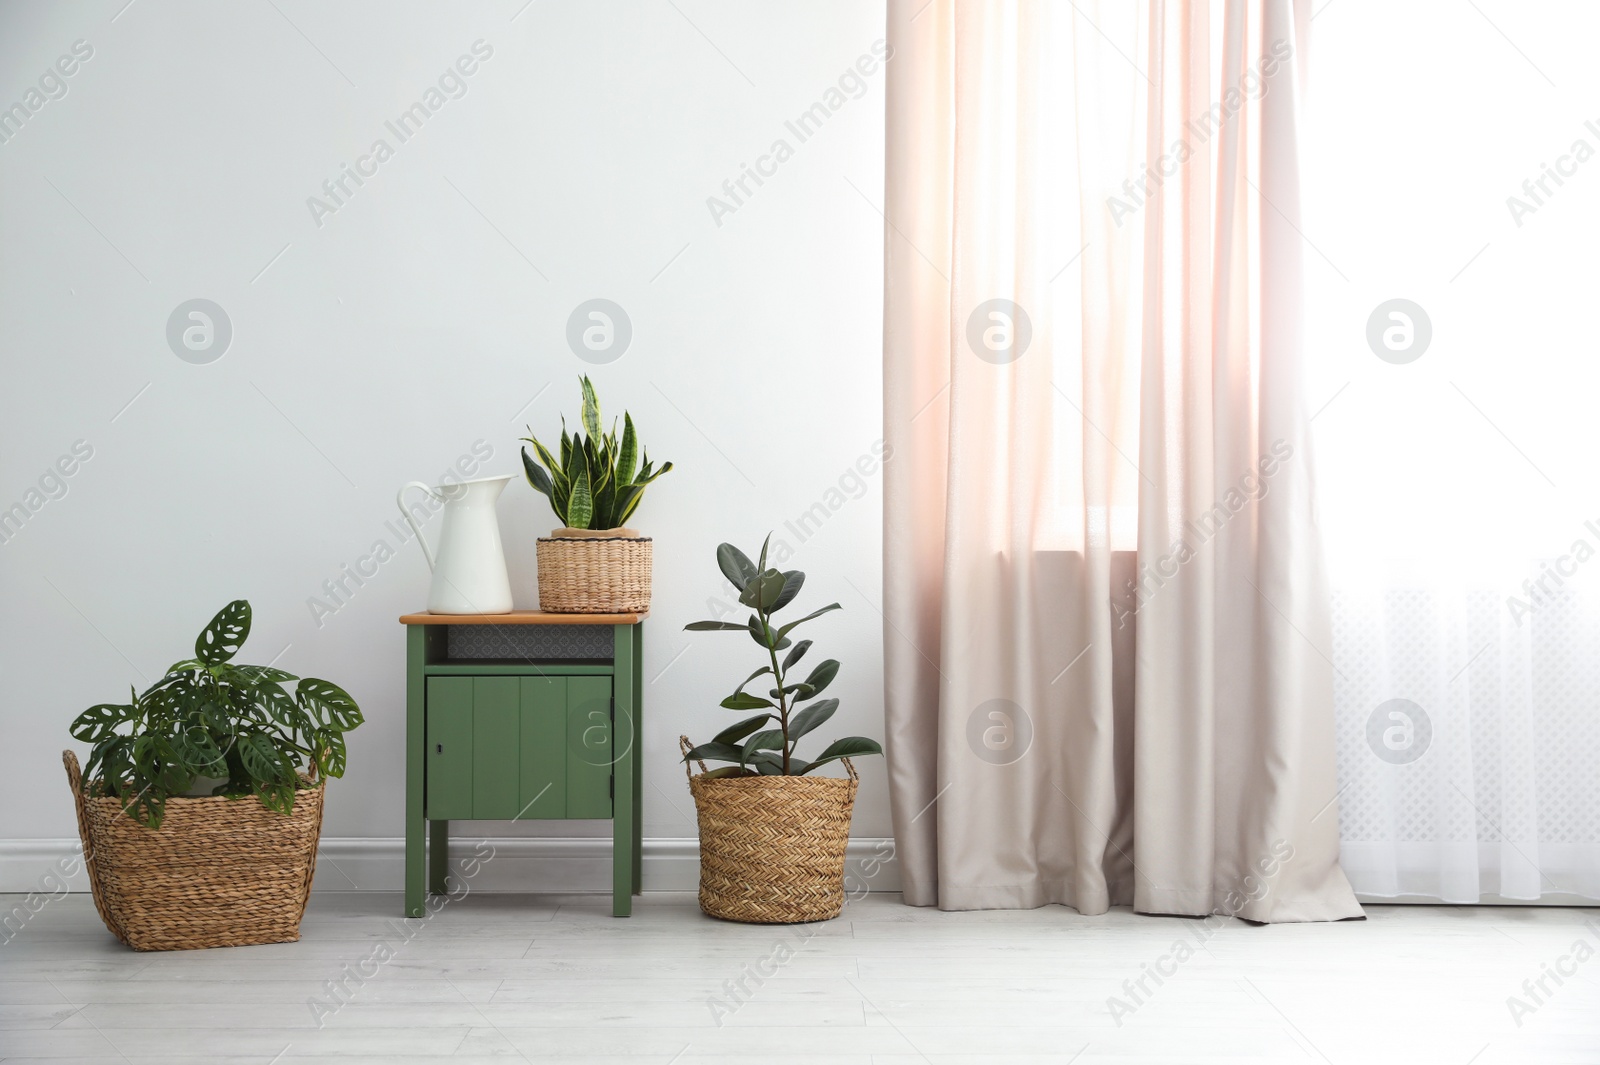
left=397, top=482, right=439, bottom=571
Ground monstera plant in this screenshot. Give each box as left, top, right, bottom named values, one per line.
left=682, top=538, right=883, bottom=777
left=519, top=376, right=672, bottom=530
left=69, top=600, right=363, bottom=828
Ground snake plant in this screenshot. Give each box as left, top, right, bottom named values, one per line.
left=520, top=376, right=672, bottom=530
left=682, top=537, right=883, bottom=777
left=69, top=600, right=363, bottom=828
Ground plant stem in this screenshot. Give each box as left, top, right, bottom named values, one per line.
left=762, top=604, right=790, bottom=775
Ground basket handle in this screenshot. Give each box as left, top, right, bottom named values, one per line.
left=842, top=757, right=858, bottom=783
left=63, top=748, right=82, bottom=792
left=679, top=735, right=707, bottom=781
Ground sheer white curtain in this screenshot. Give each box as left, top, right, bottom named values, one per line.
left=1305, top=2, right=1600, bottom=902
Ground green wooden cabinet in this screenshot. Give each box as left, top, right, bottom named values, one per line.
left=401, top=611, right=645, bottom=917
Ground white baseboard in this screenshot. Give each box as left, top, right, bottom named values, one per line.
left=0, top=837, right=903, bottom=896
left=3, top=839, right=1588, bottom=905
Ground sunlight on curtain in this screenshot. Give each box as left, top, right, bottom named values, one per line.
left=1304, top=1, right=1600, bottom=900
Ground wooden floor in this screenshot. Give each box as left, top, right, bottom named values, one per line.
left=2, top=892, right=1598, bottom=1064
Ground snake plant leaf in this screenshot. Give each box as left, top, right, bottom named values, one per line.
left=788, top=697, right=839, bottom=742
left=684, top=620, right=748, bottom=631
left=296, top=678, right=363, bottom=731
left=522, top=447, right=555, bottom=498
left=580, top=375, right=602, bottom=439
left=71, top=703, right=130, bottom=743
left=739, top=728, right=785, bottom=765
left=561, top=420, right=575, bottom=476
left=195, top=599, right=251, bottom=664
left=618, top=412, right=639, bottom=485
left=800, top=735, right=884, bottom=772
left=634, top=459, right=673, bottom=485
left=781, top=639, right=813, bottom=670
left=776, top=603, right=842, bottom=640
left=591, top=468, right=618, bottom=529
left=567, top=450, right=593, bottom=529
left=614, top=484, right=645, bottom=526
left=712, top=714, right=773, bottom=746
left=683, top=740, right=745, bottom=764
left=739, top=570, right=788, bottom=610
left=717, top=543, right=758, bottom=591
left=579, top=433, right=602, bottom=491
left=720, top=692, right=775, bottom=711
left=528, top=436, right=564, bottom=486
left=770, top=571, right=805, bottom=612
left=801, top=659, right=840, bottom=697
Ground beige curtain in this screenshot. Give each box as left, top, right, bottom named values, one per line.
left=882, top=0, right=1361, bottom=922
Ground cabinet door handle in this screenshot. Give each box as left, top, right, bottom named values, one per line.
left=436, top=743, right=443, bottom=754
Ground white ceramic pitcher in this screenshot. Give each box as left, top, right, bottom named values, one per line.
left=397, top=475, right=515, bottom=615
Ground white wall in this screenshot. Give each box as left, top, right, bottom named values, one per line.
left=0, top=0, right=889, bottom=881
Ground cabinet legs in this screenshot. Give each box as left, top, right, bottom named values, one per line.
left=404, top=811, right=425, bottom=918
left=429, top=819, right=449, bottom=896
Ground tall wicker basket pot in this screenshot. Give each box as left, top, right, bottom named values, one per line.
left=62, top=750, right=324, bottom=952
left=536, top=527, right=652, bottom=613
left=680, top=737, right=859, bottom=923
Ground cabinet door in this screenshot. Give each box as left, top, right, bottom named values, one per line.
left=518, top=677, right=567, bottom=818
left=472, top=677, right=521, bottom=819
left=566, top=677, right=613, bottom=818
left=426, top=678, right=473, bottom=819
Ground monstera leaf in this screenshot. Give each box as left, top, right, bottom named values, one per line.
left=195, top=600, right=251, bottom=664
left=69, top=600, right=365, bottom=828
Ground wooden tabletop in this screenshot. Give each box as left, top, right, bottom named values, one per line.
left=399, top=610, right=647, bottom=625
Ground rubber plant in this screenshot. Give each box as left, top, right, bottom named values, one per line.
left=519, top=376, right=672, bottom=529
left=69, top=600, right=363, bottom=828
left=681, top=537, right=883, bottom=778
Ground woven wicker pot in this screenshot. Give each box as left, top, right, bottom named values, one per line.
left=63, top=750, right=323, bottom=951
left=681, top=736, right=859, bottom=923
left=536, top=527, right=652, bottom=613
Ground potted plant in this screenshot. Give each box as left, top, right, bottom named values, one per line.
left=680, top=537, right=883, bottom=923
left=64, top=600, right=363, bottom=951
left=520, top=376, right=672, bottom=613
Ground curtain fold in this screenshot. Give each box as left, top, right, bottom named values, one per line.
left=882, top=0, right=1361, bottom=922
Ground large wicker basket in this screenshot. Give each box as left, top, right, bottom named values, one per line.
left=682, top=736, right=858, bottom=923
left=63, top=750, right=324, bottom=951
left=536, top=529, right=652, bottom=613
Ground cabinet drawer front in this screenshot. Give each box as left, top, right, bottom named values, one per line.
left=472, top=677, right=522, bottom=819
left=425, top=677, right=474, bottom=819
left=566, top=676, right=613, bottom=818
left=519, top=677, right=567, bottom=818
